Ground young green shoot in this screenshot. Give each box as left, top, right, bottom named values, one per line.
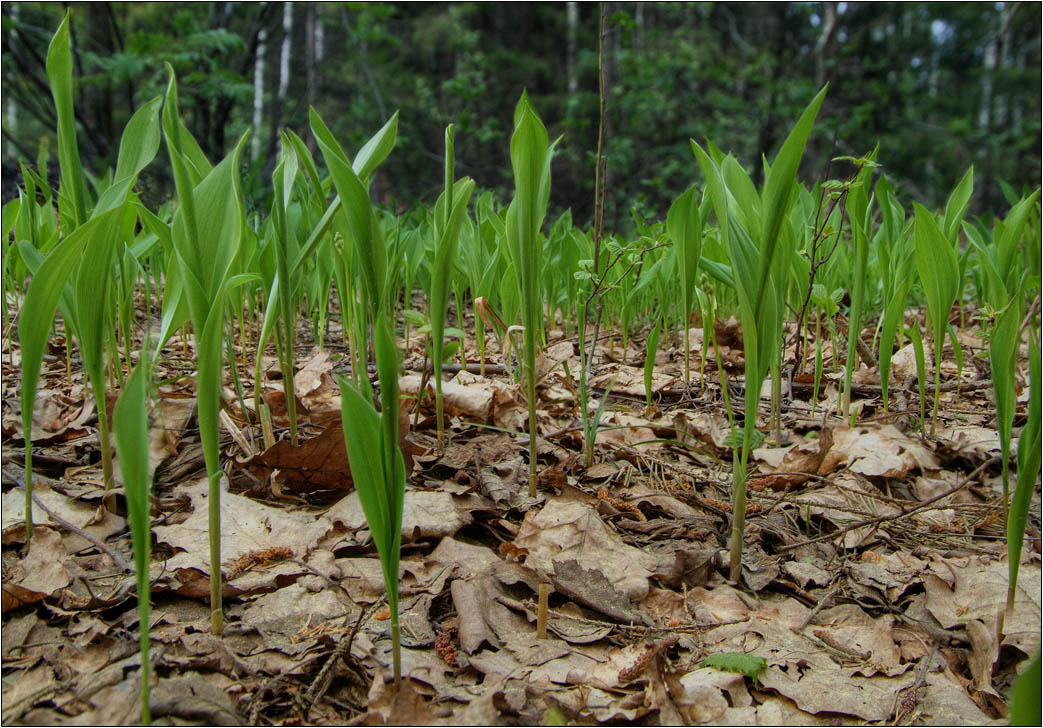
left=112, top=362, right=154, bottom=725
left=693, top=85, right=827, bottom=582
left=1007, top=337, right=1041, bottom=621
left=912, top=203, right=961, bottom=436
left=162, top=66, right=251, bottom=633
left=505, top=93, right=557, bottom=498
left=667, top=184, right=703, bottom=382
left=337, top=313, right=406, bottom=684
left=430, top=124, right=477, bottom=445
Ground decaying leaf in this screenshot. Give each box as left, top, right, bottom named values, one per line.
left=242, top=409, right=413, bottom=498
left=153, top=478, right=332, bottom=591
left=819, top=423, right=938, bottom=478
left=511, top=499, right=657, bottom=623
left=2, top=528, right=71, bottom=612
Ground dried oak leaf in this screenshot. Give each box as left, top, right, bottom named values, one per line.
left=2, top=528, right=71, bottom=612
left=242, top=410, right=412, bottom=498
left=751, top=428, right=833, bottom=491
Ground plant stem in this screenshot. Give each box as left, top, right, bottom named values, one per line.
left=527, top=352, right=538, bottom=498
left=391, top=615, right=401, bottom=684
left=138, top=541, right=151, bottom=725
left=931, top=334, right=942, bottom=436
left=209, top=469, right=223, bottom=634
left=94, top=381, right=114, bottom=492
left=729, top=446, right=747, bottom=582
left=684, top=323, right=690, bottom=382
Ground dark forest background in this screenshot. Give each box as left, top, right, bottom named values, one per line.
left=2, top=2, right=1040, bottom=230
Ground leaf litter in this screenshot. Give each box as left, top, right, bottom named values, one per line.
left=2, top=309, right=1040, bottom=726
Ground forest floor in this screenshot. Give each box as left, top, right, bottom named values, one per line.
left=1, top=300, right=1040, bottom=726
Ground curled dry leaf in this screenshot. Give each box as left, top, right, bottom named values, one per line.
left=242, top=410, right=412, bottom=499
left=751, top=428, right=833, bottom=491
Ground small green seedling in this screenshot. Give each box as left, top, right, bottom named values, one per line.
left=644, top=318, right=661, bottom=410
left=693, top=85, right=827, bottom=582
left=162, top=66, right=252, bottom=633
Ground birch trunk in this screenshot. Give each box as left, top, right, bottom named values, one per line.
left=278, top=2, right=293, bottom=103
left=251, top=27, right=267, bottom=162
left=566, top=2, right=578, bottom=94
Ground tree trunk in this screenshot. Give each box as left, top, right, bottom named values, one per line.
left=251, top=26, right=267, bottom=162
left=566, top=2, right=579, bottom=94
left=305, top=3, right=316, bottom=154
left=814, top=1, right=838, bottom=87
left=278, top=2, right=292, bottom=103
left=4, top=3, right=17, bottom=159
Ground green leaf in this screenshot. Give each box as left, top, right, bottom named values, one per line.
left=311, top=108, right=386, bottom=312
left=941, top=166, right=973, bottom=244
left=115, top=97, right=163, bottom=184
left=19, top=204, right=127, bottom=535
left=505, top=93, right=554, bottom=496
left=293, top=111, right=398, bottom=277
left=1009, top=651, right=1042, bottom=726
left=429, top=125, right=477, bottom=443
left=996, top=189, right=1042, bottom=293
left=46, top=12, right=88, bottom=230
left=354, top=111, right=400, bottom=181
left=667, top=184, right=702, bottom=379
left=1008, top=340, right=1041, bottom=611
left=644, top=319, right=661, bottom=409
left=879, top=278, right=913, bottom=412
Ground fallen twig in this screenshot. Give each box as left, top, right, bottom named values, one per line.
left=299, top=601, right=381, bottom=716
left=31, top=493, right=133, bottom=574
left=778, top=456, right=1000, bottom=552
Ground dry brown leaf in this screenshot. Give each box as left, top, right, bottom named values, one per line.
left=293, top=347, right=333, bottom=398
left=591, top=364, right=675, bottom=397
left=935, top=425, right=1002, bottom=460
left=155, top=395, right=196, bottom=455
left=758, top=662, right=909, bottom=721
left=451, top=578, right=498, bottom=655
left=595, top=412, right=658, bottom=453
left=752, top=428, right=833, bottom=490
left=2, top=528, right=70, bottom=612
left=326, top=489, right=472, bottom=543
left=966, top=618, right=1000, bottom=695
left=923, top=556, right=1041, bottom=655
left=150, top=672, right=242, bottom=725
left=535, top=340, right=575, bottom=384
left=513, top=499, right=656, bottom=623
left=243, top=410, right=412, bottom=498
left=153, top=478, right=332, bottom=582
left=812, top=604, right=906, bottom=677
left=791, top=472, right=900, bottom=548
left=230, top=583, right=353, bottom=647
left=819, top=424, right=938, bottom=478
left=26, top=392, right=95, bottom=443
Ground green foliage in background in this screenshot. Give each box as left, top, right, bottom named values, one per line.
left=3, top=3, right=1039, bottom=226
